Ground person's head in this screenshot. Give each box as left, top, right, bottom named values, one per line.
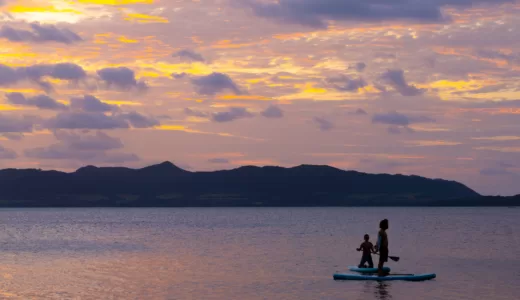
left=364, top=234, right=369, bottom=241
left=380, top=219, right=389, bottom=230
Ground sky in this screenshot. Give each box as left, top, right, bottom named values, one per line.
left=0, top=0, right=519, bottom=196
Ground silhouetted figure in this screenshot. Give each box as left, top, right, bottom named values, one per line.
left=356, top=234, right=375, bottom=268
left=375, top=219, right=389, bottom=276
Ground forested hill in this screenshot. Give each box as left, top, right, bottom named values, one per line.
left=0, top=161, right=515, bottom=207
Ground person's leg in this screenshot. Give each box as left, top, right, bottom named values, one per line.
left=367, top=255, right=374, bottom=268
left=358, top=255, right=368, bottom=268
left=378, top=249, right=388, bottom=276
left=377, top=260, right=385, bottom=276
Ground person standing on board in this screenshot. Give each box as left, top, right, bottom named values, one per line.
left=375, top=219, right=389, bottom=276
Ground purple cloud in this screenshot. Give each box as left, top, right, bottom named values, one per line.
left=172, top=72, right=187, bottom=79
left=354, top=108, right=367, bottom=115
left=5, top=92, right=68, bottom=111
left=173, top=49, right=205, bottom=62
left=191, top=72, right=242, bottom=95
left=0, top=63, right=86, bottom=92
left=351, top=62, right=366, bottom=72
left=372, top=111, right=435, bottom=126
left=261, top=105, right=284, bottom=118
left=49, top=63, right=87, bottom=80
left=46, top=111, right=159, bottom=130
left=326, top=75, right=366, bottom=92
left=24, top=131, right=139, bottom=163
left=0, top=145, right=17, bottom=159
left=53, top=131, right=123, bottom=151
left=212, top=107, right=253, bottom=122
left=0, top=114, right=36, bottom=133
left=119, top=111, right=160, bottom=128
left=0, top=22, right=83, bottom=44
left=0, top=64, right=21, bottom=86
left=245, top=0, right=511, bottom=28
left=184, top=107, right=209, bottom=118
left=313, top=117, right=334, bottom=131
left=475, top=49, right=519, bottom=65
left=379, top=69, right=425, bottom=96
left=46, top=112, right=130, bottom=130
left=70, top=95, right=119, bottom=113
left=21, top=63, right=86, bottom=81
left=97, top=67, right=147, bottom=91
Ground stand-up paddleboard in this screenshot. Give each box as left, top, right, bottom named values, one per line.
left=333, top=273, right=436, bottom=281
left=348, top=266, right=390, bottom=273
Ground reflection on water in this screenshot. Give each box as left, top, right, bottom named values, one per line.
left=361, top=281, right=392, bottom=300
left=0, top=207, right=517, bottom=300
left=375, top=282, right=392, bottom=300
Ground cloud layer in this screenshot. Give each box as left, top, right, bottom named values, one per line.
left=0, top=23, right=83, bottom=44
left=0, top=0, right=518, bottom=195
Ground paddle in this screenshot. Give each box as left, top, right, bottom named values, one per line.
left=373, top=252, right=400, bottom=262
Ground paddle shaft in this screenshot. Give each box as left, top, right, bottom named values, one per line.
left=372, top=252, right=400, bottom=262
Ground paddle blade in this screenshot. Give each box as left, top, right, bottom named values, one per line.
left=389, top=256, right=400, bottom=262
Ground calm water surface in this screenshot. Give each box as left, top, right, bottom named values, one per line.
left=0, top=208, right=518, bottom=299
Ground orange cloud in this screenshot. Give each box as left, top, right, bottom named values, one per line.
left=216, top=95, right=271, bottom=101
left=475, top=146, right=520, bottom=153
left=123, top=13, right=168, bottom=23
left=472, top=136, right=520, bottom=141
left=118, top=36, right=139, bottom=43
left=154, top=125, right=264, bottom=141
left=405, top=140, right=462, bottom=147
left=230, top=159, right=279, bottom=166
left=210, top=39, right=269, bottom=49
left=74, top=0, right=154, bottom=5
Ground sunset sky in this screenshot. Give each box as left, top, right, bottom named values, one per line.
left=0, top=0, right=519, bottom=195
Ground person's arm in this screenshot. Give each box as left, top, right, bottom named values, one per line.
left=356, top=243, right=362, bottom=251
left=375, top=233, right=381, bottom=252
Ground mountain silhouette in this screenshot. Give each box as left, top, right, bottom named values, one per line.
left=0, top=162, right=516, bottom=207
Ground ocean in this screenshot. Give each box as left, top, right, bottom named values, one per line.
left=0, top=207, right=517, bottom=299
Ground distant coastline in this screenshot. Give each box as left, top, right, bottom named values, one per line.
left=0, top=162, right=517, bottom=207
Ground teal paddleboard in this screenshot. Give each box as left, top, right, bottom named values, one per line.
left=333, top=273, right=436, bottom=281
left=348, top=266, right=390, bottom=273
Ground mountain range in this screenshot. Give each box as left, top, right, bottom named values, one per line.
left=0, top=161, right=517, bottom=207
